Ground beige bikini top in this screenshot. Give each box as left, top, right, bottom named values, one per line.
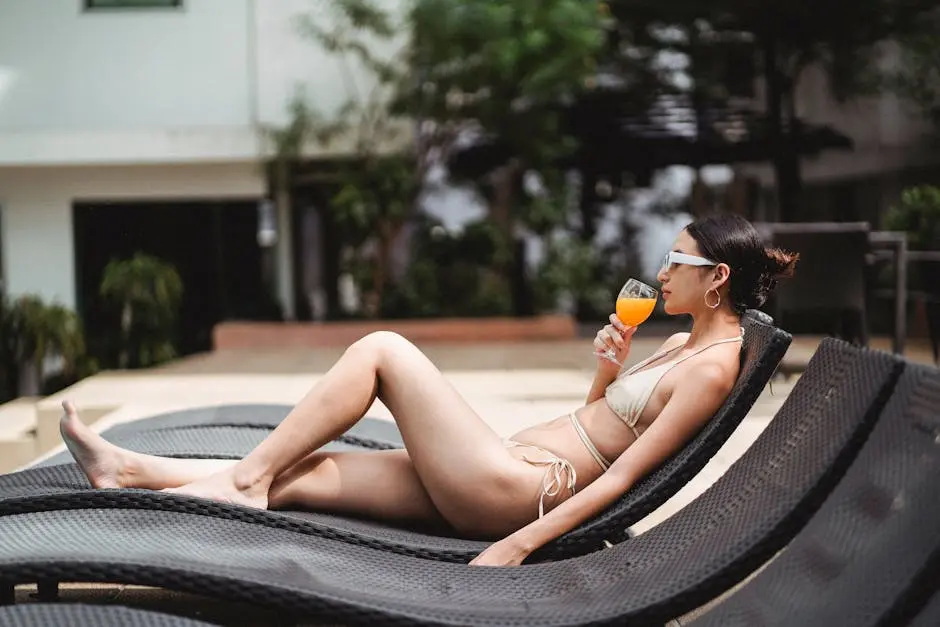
left=604, top=328, right=744, bottom=438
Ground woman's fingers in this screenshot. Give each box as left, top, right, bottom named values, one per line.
left=608, top=313, right=624, bottom=332
left=608, top=314, right=636, bottom=337
left=605, top=325, right=625, bottom=349
left=595, top=329, right=617, bottom=351
left=595, top=313, right=638, bottom=361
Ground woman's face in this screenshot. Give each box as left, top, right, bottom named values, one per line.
left=656, top=230, right=720, bottom=315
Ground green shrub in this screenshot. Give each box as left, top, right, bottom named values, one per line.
left=885, top=185, right=940, bottom=250
left=99, top=253, right=183, bottom=369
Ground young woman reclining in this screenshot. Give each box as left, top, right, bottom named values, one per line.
left=60, top=214, right=797, bottom=567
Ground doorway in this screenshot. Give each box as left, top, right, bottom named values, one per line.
left=73, top=199, right=271, bottom=359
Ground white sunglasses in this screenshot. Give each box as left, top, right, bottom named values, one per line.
left=661, top=251, right=718, bottom=270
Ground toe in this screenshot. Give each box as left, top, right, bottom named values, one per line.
left=62, top=400, right=79, bottom=421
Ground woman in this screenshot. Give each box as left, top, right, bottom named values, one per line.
left=60, top=214, right=797, bottom=567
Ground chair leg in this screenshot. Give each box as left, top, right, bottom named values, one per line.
left=35, top=580, right=59, bottom=602
left=857, top=307, right=869, bottom=347
left=0, top=583, right=13, bottom=605
left=927, top=302, right=940, bottom=364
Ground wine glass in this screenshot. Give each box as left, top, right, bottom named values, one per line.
left=596, top=278, right=659, bottom=366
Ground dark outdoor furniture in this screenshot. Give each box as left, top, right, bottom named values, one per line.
left=689, top=361, right=940, bottom=627
left=910, top=590, right=940, bottom=627
left=868, top=230, right=908, bottom=354
left=758, top=222, right=872, bottom=347
left=0, top=604, right=215, bottom=626
left=19, top=312, right=791, bottom=562
left=0, top=340, right=903, bottom=626
left=33, top=404, right=403, bottom=469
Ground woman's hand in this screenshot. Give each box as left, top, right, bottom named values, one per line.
left=468, top=537, right=530, bottom=567
left=593, top=313, right=636, bottom=370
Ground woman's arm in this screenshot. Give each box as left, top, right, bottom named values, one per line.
left=584, top=368, right=618, bottom=405
left=471, top=359, right=734, bottom=566
left=585, top=315, right=634, bottom=404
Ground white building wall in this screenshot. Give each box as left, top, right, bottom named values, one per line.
left=0, top=0, right=252, bottom=131
left=0, top=163, right=265, bottom=309
left=0, top=0, right=411, bottom=166
left=0, top=0, right=261, bottom=165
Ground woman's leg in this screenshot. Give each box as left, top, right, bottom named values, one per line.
left=158, top=331, right=534, bottom=534
left=60, top=411, right=446, bottom=526
left=59, top=406, right=233, bottom=489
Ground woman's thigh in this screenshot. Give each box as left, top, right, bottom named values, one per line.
left=370, top=333, right=540, bottom=532
left=268, top=448, right=550, bottom=539
left=268, top=449, right=449, bottom=528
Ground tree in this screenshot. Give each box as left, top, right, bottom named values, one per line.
left=269, top=0, right=421, bottom=317
left=609, top=0, right=937, bottom=219
left=99, top=253, right=183, bottom=369
left=891, top=13, right=940, bottom=135
left=732, top=0, right=938, bottom=218
left=3, top=295, right=86, bottom=397
left=742, top=0, right=936, bottom=218
left=397, top=0, right=608, bottom=311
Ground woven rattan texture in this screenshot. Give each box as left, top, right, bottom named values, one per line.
left=0, top=603, right=215, bottom=626
left=38, top=426, right=366, bottom=469
left=101, top=404, right=402, bottom=444
left=0, top=340, right=903, bottom=626
left=36, top=409, right=400, bottom=468
left=909, top=589, right=940, bottom=627
left=692, top=363, right=940, bottom=627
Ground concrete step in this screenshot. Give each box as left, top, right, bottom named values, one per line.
left=0, top=397, right=40, bottom=473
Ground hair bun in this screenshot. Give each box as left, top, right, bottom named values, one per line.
left=746, top=247, right=799, bottom=309
left=764, top=247, right=799, bottom=280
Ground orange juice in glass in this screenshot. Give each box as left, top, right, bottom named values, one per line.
left=598, top=278, right=658, bottom=365
left=616, top=295, right=656, bottom=326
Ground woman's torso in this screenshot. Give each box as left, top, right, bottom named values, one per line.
left=508, top=335, right=742, bottom=496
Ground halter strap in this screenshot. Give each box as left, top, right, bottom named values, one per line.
left=622, top=327, right=744, bottom=378
left=661, top=329, right=745, bottom=375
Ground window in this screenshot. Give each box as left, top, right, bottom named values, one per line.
left=85, top=0, right=182, bottom=9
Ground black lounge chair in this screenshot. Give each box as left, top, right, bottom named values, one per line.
left=0, top=603, right=215, bottom=626
left=0, top=340, right=903, bottom=626
left=687, top=361, right=940, bottom=627
left=911, top=590, right=940, bottom=627
left=33, top=404, right=403, bottom=469
left=11, top=313, right=791, bottom=562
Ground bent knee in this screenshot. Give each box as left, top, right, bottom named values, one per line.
left=349, top=331, right=416, bottom=362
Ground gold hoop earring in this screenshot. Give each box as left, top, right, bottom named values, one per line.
left=704, top=288, right=721, bottom=309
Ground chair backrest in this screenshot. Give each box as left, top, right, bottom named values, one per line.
left=571, top=339, right=905, bottom=625
left=765, top=222, right=871, bottom=312
left=909, top=591, right=940, bottom=627
left=689, top=361, right=940, bottom=627
left=538, top=309, right=792, bottom=559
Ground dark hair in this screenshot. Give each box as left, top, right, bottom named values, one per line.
left=685, top=214, right=799, bottom=314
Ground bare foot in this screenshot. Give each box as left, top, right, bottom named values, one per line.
left=59, top=400, right=130, bottom=489
left=163, top=468, right=269, bottom=510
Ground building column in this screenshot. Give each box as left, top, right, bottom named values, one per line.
left=2, top=196, right=75, bottom=310
left=275, top=197, right=295, bottom=320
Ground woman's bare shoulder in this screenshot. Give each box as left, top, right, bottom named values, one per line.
left=657, top=332, right=690, bottom=353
